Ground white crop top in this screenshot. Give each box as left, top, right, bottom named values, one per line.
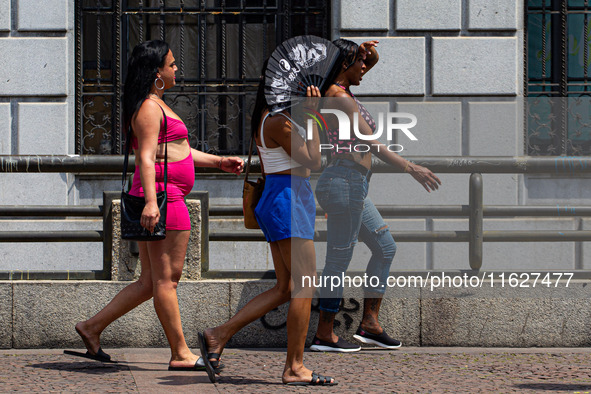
left=257, top=112, right=306, bottom=174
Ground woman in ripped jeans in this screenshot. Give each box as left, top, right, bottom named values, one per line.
left=310, top=39, right=442, bottom=352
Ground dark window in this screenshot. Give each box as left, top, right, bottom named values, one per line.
left=76, top=0, right=330, bottom=155
left=526, top=0, right=591, bottom=155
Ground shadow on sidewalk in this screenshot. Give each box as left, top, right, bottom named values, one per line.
left=515, top=383, right=591, bottom=391
left=31, top=360, right=184, bottom=374
left=214, top=375, right=285, bottom=386
left=29, top=361, right=128, bottom=374
left=157, top=375, right=212, bottom=386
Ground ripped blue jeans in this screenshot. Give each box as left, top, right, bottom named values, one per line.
left=315, top=164, right=397, bottom=313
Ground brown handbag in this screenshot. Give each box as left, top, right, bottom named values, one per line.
left=242, top=129, right=265, bottom=229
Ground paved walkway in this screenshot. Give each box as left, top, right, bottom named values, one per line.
left=2, top=347, right=591, bottom=393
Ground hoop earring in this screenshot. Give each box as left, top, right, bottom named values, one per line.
left=154, top=77, right=165, bottom=90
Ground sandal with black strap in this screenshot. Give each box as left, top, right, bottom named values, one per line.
left=198, top=332, right=223, bottom=383
left=168, top=357, right=224, bottom=372
left=285, top=372, right=338, bottom=386
left=63, top=348, right=116, bottom=363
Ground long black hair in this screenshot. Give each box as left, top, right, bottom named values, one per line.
left=250, top=58, right=270, bottom=140
left=332, top=38, right=359, bottom=75
left=123, top=40, right=170, bottom=130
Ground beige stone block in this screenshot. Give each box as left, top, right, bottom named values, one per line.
left=111, top=199, right=202, bottom=280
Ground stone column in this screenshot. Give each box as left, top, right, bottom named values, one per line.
left=110, top=199, right=203, bottom=280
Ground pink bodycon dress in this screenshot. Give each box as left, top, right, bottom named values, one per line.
left=129, top=115, right=195, bottom=231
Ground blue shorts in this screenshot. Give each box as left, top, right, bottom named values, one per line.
left=254, top=174, right=316, bottom=243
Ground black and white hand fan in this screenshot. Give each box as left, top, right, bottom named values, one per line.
left=265, top=35, right=341, bottom=110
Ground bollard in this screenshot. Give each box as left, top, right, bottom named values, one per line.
left=469, top=173, right=483, bottom=270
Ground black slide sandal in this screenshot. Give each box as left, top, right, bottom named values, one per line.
left=286, top=372, right=338, bottom=386
left=168, top=358, right=224, bottom=372
left=63, top=348, right=117, bottom=363
left=168, top=358, right=205, bottom=371
left=198, top=332, right=220, bottom=383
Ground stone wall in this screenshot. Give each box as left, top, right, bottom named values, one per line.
left=1, top=1, right=590, bottom=272
left=0, top=0, right=82, bottom=269
left=1, top=2, right=591, bottom=349
left=329, top=0, right=587, bottom=271
left=3, top=279, right=591, bottom=349
left=0, top=0, right=74, bottom=175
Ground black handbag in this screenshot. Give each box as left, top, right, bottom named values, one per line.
left=120, top=103, right=168, bottom=241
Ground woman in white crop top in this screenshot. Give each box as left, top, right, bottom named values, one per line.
left=256, top=111, right=308, bottom=174
left=255, top=108, right=318, bottom=176
left=199, top=59, right=338, bottom=386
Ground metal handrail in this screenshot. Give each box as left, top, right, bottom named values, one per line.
left=210, top=205, right=591, bottom=217
left=0, top=231, right=102, bottom=242
left=0, top=206, right=102, bottom=217
left=2, top=155, right=591, bottom=174
left=0, top=205, right=104, bottom=243
left=2, top=155, right=591, bottom=276
left=208, top=230, right=591, bottom=243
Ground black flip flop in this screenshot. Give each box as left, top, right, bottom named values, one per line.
left=168, top=358, right=224, bottom=372
left=63, top=348, right=117, bottom=363
left=198, top=332, right=220, bottom=383
left=286, top=372, right=338, bottom=386
left=168, top=358, right=206, bottom=371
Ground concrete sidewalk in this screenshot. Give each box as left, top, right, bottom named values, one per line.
left=2, top=347, right=591, bottom=393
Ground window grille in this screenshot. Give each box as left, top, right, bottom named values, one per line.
left=76, top=0, right=330, bottom=155
left=526, top=0, right=591, bottom=155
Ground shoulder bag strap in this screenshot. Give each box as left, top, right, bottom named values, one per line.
left=245, top=112, right=268, bottom=183
left=121, top=101, right=168, bottom=192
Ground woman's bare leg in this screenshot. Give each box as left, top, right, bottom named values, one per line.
left=279, top=238, right=328, bottom=384
left=206, top=237, right=332, bottom=383
left=75, top=243, right=154, bottom=355
left=147, top=230, right=199, bottom=368
left=203, top=240, right=292, bottom=356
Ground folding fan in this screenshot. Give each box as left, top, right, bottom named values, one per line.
left=265, top=35, right=341, bottom=110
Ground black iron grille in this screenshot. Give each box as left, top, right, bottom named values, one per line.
left=526, top=0, right=591, bottom=155
left=76, top=0, right=330, bottom=155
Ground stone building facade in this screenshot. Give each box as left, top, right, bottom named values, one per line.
left=1, top=0, right=588, bottom=272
